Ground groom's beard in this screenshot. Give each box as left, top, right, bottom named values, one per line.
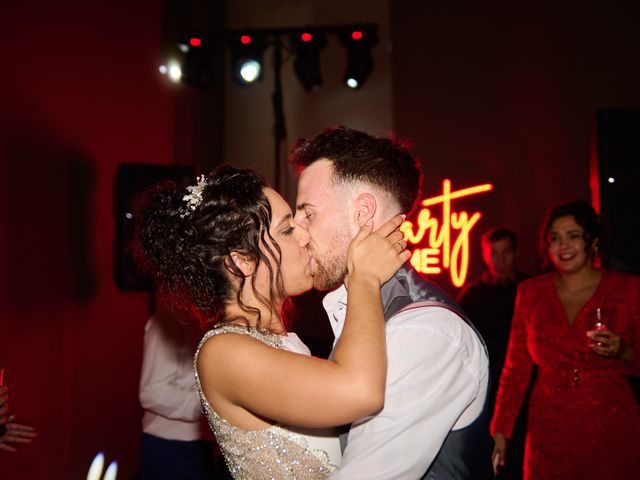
left=309, top=223, right=351, bottom=291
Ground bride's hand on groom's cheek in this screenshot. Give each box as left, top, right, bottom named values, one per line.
left=348, top=214, right=410, bottom=286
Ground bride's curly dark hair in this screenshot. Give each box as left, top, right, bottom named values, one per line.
left=132, top=165, right=287, bottom=331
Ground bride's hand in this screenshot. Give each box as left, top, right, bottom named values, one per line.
left=347, top=215, right=410, bottom=287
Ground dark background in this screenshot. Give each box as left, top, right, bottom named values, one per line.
left=1, top=1, right=639, bottom=478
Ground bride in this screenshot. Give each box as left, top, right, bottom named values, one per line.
left=134, top=166, right=409, bottom=478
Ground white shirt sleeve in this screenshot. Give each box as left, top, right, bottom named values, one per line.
left=332, top=307, right=487, bottom=479
left=138, top=312, right=203, bottom=422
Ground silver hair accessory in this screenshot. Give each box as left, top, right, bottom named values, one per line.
left=180, top=174, right=207, bottom=217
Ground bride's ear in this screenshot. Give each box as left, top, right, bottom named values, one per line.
left=226, top=252, right=255, bottom=277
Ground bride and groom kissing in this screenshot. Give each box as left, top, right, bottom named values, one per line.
left=135, top=125, right=493, bottom=479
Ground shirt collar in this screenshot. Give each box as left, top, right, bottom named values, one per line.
left=321, top=265, right=437, bottom=341
left=322, top=285, right=348, bottom=339
left=321, top=266, right=409, bottom=341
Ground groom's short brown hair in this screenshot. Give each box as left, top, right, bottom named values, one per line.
left=289, top=125, right=423, bottom=215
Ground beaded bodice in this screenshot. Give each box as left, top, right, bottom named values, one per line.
left=194, top=325, right=339, bottom=479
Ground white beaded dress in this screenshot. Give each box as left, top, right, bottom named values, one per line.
left=194, top=324, right=341, bottom=479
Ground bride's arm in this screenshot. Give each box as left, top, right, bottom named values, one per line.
left=198, top=215, right=409, bottom=428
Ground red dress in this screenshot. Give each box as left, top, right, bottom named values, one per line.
left=491, top=271, right=640, bottom=479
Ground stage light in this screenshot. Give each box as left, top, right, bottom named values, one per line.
left=172, top=24, right=378, bottom=93
left=229, top=33, right=266, bottom=86
left=290, top=31, right=326, bottom=92
left=87, top=453, right=105, bottom=480
left=158, top=60, right=182, bottom=82
left=104, top=461, right=118, bottom=480
left=239, top=60, right=261, bottom=83
left=346, top=78, right=359, bottom=89
left=168, top=63, right=182, bottom=82
left=87, top=452, right=119, bottom=480
left=179, top=41, right=213, bottom=89
left=340, top=27, right=378, bottom=89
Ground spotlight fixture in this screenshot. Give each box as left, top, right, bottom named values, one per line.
left=339, top=27, right=378, bottom=89
left=165, top=23, right=378, bottom=194
left=179, top=37, right=213, bottom=89
left=159, top=61, right=183, bottom=83
left=228, top=33, right=266, bottom=86
left=290, top=31, right=327, bottom=92
left=169, top=24, right=378, bottom=92
left=168, top=63, right=182, bottom=82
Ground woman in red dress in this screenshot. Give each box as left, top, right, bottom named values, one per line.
left=490, top=200, right=640, bottom=479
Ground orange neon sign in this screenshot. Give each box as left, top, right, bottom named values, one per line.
left=401, top=179, right=493, bottom=287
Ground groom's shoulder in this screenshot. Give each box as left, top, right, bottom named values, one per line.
left=386, top=304, right=488, bottom=377
left=388, top=301, right=486, bottom=349
left=387, top=301, right=466, bottom=333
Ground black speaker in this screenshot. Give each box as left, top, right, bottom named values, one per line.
left=114, top=163, right=195, bottom=292
left=593, top=109, right=640, bottom=274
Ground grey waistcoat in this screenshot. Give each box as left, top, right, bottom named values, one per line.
left=339, top=265, right=495, bottom=479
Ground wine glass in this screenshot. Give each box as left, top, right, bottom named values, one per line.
left=587, top=307, right=609, bottom=349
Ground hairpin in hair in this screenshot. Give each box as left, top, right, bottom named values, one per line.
left=180, top=174, right=207, bottom=217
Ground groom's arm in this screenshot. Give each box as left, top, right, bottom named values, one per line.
left=331, top=307, right=485, bottom=479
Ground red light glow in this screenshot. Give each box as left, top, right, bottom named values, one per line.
left=301, top=32, right=313, bottom=42
left=401, top=179, right=493, bottom=287
left=240, top=35, right=252, bottom=45
left=351, top=31, right=364, bottom=40
left=189, top=38, right=202, bottom=47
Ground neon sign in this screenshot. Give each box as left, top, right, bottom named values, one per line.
left=401, top=179, right=493, bottom=287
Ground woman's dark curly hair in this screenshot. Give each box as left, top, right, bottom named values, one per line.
left=539, top=200, right=604, bottom=271
left=132, top=165, right=288, bottom=331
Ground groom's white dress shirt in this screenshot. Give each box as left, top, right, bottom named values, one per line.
left=323, top=285, right=489, bottom=479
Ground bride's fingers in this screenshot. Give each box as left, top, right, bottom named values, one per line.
left=373, top=214, right=406, bottom=238
left=387, top=230, right=404, bottom=243
left=351, top=221, right=375, bottom=247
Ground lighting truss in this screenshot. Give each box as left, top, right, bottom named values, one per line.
left=172, top=23, right=378, bottom=91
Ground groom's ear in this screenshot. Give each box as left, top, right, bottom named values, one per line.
left=354, top=193, right=377, bottom=227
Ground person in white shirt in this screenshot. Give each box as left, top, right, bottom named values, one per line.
left=139, top=305, right=216, bottom=479
left=290, top=125, right=494, bottom=479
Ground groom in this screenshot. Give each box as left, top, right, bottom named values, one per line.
left=290, top=126, right=494, bottom=479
